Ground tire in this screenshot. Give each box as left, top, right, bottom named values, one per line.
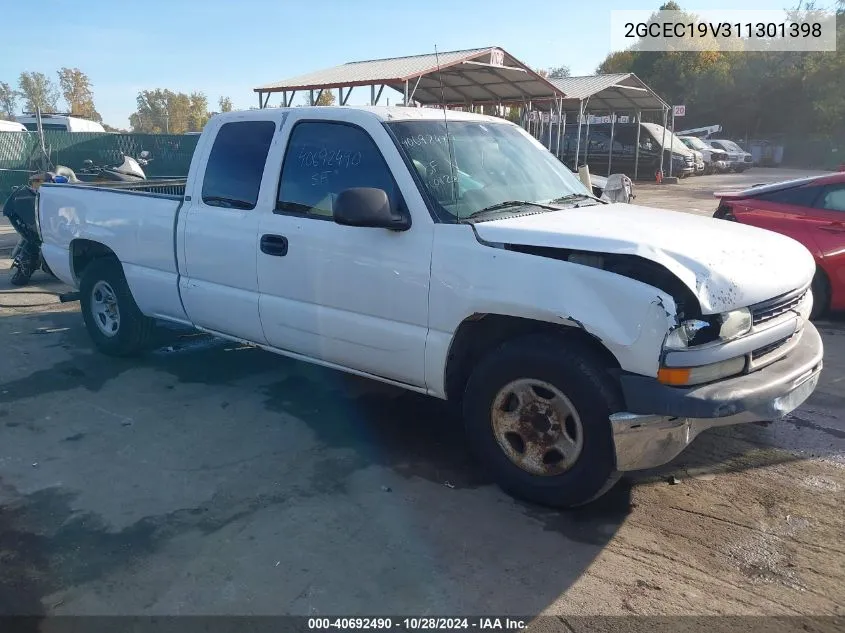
left=462, top=334, right=623, bottom=508
left=79, top=258, right=155, bottom=356
left=810, top=268, right=830, bottom=320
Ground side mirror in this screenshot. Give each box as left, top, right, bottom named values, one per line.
left=139, top=150, right=150, bottom=159
left=333, top=187, right=410, bottom=231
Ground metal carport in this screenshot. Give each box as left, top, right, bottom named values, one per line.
left=545, top=73, right=672, bottom=179
left=254, top=46, right=561, bottom=115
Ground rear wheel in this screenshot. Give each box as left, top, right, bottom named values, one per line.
left=462, top=335, right=622, bottom=508
left=80, top=258, right=155, bottom=356
left=810, top=268, right=830, bottom=320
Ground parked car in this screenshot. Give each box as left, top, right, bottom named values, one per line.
left=691, top=149, right=705, bottom=175
left=713, top=172, right=845, bottom=318
left=679, top=136, right=729, bottom=174
left=706, top=139, right=753, bottom=172
left=0, top=120, right=27, bottom=132
left=15, top=113, right=105, bottom=133
left=36, top=106, right=823, bottom=508
left=559, top=121, right=696, bottom=179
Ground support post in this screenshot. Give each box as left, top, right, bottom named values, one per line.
left=668, top=108, right=675, bottom=178
left=371, top=85, right=375, bottom=106
left=310, top=90, right=314, bottom=106
left=548, top=106, right=554, bottom=150
left=659, top=107, right=668, bottom=179
left=574, top=100, right=584, bottom=170
left=584, top=114, right=592, bottom=165
left=556, top=99, right=563, bottom=159
left=634, top=109, right=642, bottom=180
left=374, top=85, right=385, bottom=105
left=607, top=111, right=616, bottom=176
left=338, top=88, right=342, bottom=105
left=258, top=91, right=264, bottom=109
left=404, top=81, right=409, bottom=106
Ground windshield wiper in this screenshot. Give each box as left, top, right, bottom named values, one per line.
left=551, top=193, right=596, bottom=203
left=461, top=200, right=559, bottom=222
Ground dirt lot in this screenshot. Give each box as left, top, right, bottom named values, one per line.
left=0, top=168, right=843, bottom=625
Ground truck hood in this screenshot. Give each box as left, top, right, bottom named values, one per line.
left=472, top=203, right=816, bottom=314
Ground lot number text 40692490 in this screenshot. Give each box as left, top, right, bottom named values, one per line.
left=308, top=617, right=527, bottom=630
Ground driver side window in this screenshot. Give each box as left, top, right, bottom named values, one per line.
left=277, top=122, right=400, bottom=218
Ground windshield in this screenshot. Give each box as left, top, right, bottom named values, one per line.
left=387, top=120, right=593, bottom=222
left=715, top=139, right=743, bottom=152
left=641, top=123, right=691, bottom=154
left=681, top=136, right=707, bottom=150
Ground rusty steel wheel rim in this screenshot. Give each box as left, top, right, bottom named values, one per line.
left=490, top=378, right=584, bottom=476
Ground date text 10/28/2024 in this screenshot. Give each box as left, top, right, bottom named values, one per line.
left=308, top=617, right=527, bottom=631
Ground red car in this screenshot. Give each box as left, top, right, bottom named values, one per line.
left=713, top=172, right=845, bottom=319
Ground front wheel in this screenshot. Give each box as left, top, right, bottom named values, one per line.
left=462, top=335, right=623, bottom=508
left=80, top=258, right=155, bottom=356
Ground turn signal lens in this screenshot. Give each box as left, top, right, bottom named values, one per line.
left=658, top=356, right=746, bottom=386
left=657, top=367, right=692, bottom=385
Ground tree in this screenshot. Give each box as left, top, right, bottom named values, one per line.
left=219, top=96, right=233, bottom=112
left=547, top=66, right=571, bottom=79
left=57, top=68, right=102, bottom=122
left=315, top=90, right=336, bottom=106
left=18, top=71, right=59, bottom=113
left=129, top=89, right=210, bottom=134
left=0, top=81, right=17, bottom=120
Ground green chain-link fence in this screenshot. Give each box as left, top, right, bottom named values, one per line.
left=0, top=131, right=199, bottom=200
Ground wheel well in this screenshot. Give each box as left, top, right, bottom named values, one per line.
left=812, top=264, right=831, bottom=303
left=443, top=314, right=621, bottom=404
left=70, top=239, right=118, bottom=282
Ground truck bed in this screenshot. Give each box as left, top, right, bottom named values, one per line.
left=38, top=180, right=187, bottom=322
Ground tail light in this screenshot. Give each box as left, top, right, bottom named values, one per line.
left=713, top=202, right=736, bottom=221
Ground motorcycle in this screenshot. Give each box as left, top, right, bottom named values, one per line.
left=3, top=179, right=56, bottom=286
left=77, top=150, right=150, bottom=183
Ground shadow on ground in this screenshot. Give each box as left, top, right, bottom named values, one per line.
left=0, top=310, right=635, bottom=618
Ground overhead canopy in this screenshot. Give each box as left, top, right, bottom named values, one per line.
left=550, top=73, right=669, bottom=113
left=254, top=47, right=561, bottom=108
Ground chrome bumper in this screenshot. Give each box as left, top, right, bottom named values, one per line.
left=610, top=322, right=824, bottom=472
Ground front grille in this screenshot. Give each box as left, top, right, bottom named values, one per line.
left=752, top=335, right=792, bottom=359
left=750, top=288, right=808, bottom=325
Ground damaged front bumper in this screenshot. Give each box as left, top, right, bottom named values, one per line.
left=609, top=322, right=824, bottom=472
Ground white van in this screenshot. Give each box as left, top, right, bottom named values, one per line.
left=15, top=113, right=105, bottom=133
left=0, top=119, right=27, bottom=132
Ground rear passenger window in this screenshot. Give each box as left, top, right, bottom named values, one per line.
left=202, top=121, right=275, bottom=210
left=755, top=186, right=820, bottom=207
left=277, top=122, right=399, bottom=218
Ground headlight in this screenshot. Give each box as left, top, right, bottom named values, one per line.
left=719, top=307, right=752, bottom=341
left=664, top=319, right=713, bottom=349
left=658, top=356, right=746, bottom=386
left=664, top=308, right=752, bottom=350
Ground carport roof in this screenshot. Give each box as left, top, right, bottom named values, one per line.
left=254, top=47, right=561, bottom=106
left=550, top=73, right=669, bottom=112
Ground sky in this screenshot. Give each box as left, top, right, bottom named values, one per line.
left=0, top=0, right=825, bottom=129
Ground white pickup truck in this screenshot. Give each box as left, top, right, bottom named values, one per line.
left=36, top=106, right=824, bottom=507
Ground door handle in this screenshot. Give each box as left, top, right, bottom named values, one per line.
left=819, top=222, right=845, bottom=234
left=260, top=234, right=288, bottom=256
